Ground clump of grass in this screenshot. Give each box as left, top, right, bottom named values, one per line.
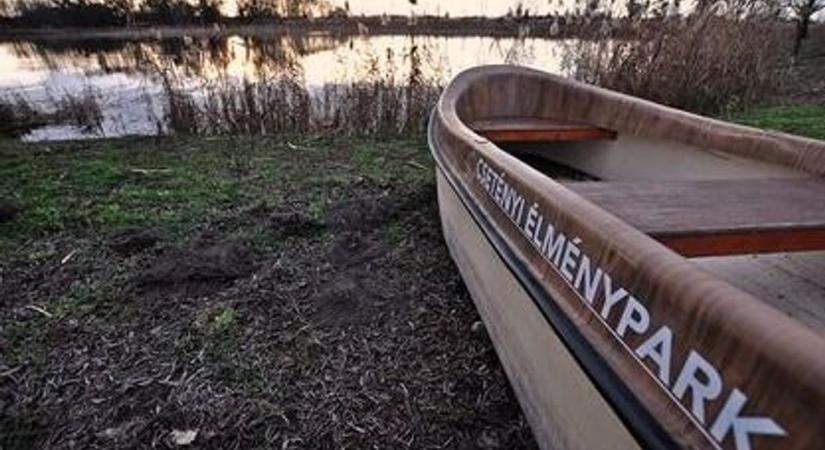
left=566, top=1, right=793, bottom=115
left=204, top=307, right=239, bottom=336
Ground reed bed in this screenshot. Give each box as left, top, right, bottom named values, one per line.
left=565, top=1, right=793, bottom=115
left=1, top=42, right=443, bottom=140
left=161, top=45, right=443, bottom=138
left=2, top=73, right=441, bottom=139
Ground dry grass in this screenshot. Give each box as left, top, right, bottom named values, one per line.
left=565, top=2, right=793, bottom=115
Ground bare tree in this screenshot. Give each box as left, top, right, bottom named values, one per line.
left=787, top=0, right=825, bottom=54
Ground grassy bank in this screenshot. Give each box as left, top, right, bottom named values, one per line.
left=731, top=104, right=825, bottom=141
left=0, top=136, right=428, bottom=255
left=0, top=136, right=535, bottom=449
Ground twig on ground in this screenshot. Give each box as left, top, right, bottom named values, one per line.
left=61, top=249, right=79, bottom=265
left=129, top=168, right=173, bottom=175
left=26, top=304, right=53, bottom=318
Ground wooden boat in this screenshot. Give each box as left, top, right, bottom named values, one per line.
left=428, top=65, right=825, bottom=450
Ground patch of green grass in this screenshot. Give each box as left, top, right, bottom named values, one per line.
left=0, top=135, right=430, bottom=261
left=0, top=139, right=243, bottom=255
left=209, top=308, right=238, bottom=336
left=306, top=195, right=327, bottom=222
left=351, top=138, right=432, bottom=184
left=2, top=316, right=51, bottom=371
left=384, top=220, right=406, bottom=246
left=730, top=104, right=825, bottom=141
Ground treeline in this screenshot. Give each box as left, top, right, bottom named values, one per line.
left=1, top=0, right=330, bottom=28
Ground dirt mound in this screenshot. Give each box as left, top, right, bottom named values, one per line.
left=327, top=232, right=381, bottom=268
left=138, top=241, right=256, bottom=290
left=265, top=184, right=436, bottom=239
left=328, top=184, right=436, bottom=231
left=313, top=268, right=397, bottom=327
left=328, top=193, right=394, bottom=230
left=268, top=209, right=323, bottom=237
left=109, top=229, right=162, bottom=256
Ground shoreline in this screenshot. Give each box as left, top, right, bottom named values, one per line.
left=0, top=16, right=601, bottom=41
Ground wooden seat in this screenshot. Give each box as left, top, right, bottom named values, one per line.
left=564, top=178, right=825, bottom=257
left=470, top=117, right=617, bottom=143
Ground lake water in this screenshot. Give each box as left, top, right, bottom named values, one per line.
left=0, top=33, right=577, bottom=141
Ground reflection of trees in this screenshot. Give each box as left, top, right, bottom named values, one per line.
left=11, top=39, right=137, bottom=73
left=150, top=36, right=233, bottom=77
left=10, top=33, right=348, bottom=80
left=241, top=34, right=343, bottom=77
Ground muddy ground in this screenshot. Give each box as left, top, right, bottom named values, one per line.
left=0, top=136, right=537, bottom=449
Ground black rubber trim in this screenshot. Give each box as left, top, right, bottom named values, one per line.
left=427, top=113, right=676, bottom=450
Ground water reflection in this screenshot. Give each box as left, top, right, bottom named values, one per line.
left=4, top=33, right=349, bottom=81
left=0, top=32, right=573, bottom=140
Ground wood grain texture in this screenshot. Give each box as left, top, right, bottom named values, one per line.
left=564, top=178, right=825, bottom=256
left=428, top=65, right=825, bottom=450
left=470, top=117, right=617, bottom=142
left=693, top=251, right=825, bottom=336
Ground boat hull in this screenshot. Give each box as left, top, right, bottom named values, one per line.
left=437, top=168, right=640, bottom=450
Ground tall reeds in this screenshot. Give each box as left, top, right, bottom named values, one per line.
left=160, top=43, right=443, bottom=137
left=565, top=0, right=793, bottom=115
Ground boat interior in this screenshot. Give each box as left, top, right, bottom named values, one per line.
left=470, top=117, right=825, bottom=337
